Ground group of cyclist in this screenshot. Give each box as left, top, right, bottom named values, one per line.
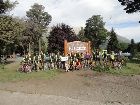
left=18, top=49, right=125, bottom=73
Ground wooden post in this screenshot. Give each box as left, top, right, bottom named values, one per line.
left=64, top=40, right=67, bottom=56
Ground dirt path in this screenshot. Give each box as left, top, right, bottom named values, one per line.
left=0, top=90, right=139, bottom=105
left=0, top=69, right=140, bottom=105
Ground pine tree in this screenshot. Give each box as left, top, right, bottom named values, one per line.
left=107, top=28, right=119, bottom=53
left=129, top=39, right=136, bottom=59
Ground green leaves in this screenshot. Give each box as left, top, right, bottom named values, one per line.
left=26, top=3, right=52, bottom=32
left=0, top=0, right=17, bottom=14
left=47, top=23, right=79, bottom=53
left=0, top=15, right=24, bottom=43
left=25, top=3, right=52, bottom=52
left=84, top=15, right=108, bottom=49
left=107, top=28, right=119, bottom=53
left=118, top=0, right=140, bottom=13
left=118, top=0, right=140, bottom=22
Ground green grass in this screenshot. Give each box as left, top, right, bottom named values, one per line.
left=0, top=61, right=139, bottom=82
left=0, top=63, right=60, bottom=82
left=106, top=63, right=140, bottom=76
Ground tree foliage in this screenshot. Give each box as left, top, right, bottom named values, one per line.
left=107, top=28, right=119, bottom=53
left=47, top=23, right=79, bottom=53
left=129, top=39, right=136, bottom=59
left=118, top=0, right=140, bottom=22
left=0, top=16, right=24, bottom=43
left=77, top=27, right=88, bottom=42
left=26, top=3, right=52, bottom=33
left=118, top=42, right=129, bottom=51
left=118, top=0, right=140, bottom=13
left=0, top=0, right=17, bottom=14
left=0, top=15, right=24, bottom=56
left=84, top=15, right=108, bottom=49
left=136, top=42, right=140, bottom=52
left=0, top=0, right=19, bottom=61
left=26, top=3, right=52, bottom=52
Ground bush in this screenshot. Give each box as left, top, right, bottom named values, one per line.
left=135, top=52, right=140, bottom=59
left=93, top=65, right=110, bottom=72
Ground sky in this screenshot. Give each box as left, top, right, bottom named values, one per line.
left=10, top=0, right=140, bottom=42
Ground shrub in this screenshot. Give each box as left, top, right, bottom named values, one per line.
left=93, top=65, right=110, bottom=72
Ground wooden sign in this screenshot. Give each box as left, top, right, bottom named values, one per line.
left=64, top=40, right=91, bottom=55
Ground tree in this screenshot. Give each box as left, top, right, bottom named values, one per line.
left=26, top=3, right=52, bottom=52
left=118, top=0, right=140, bottom=13
left=84, top=15, right=108, bottom=49
left=118, top=42, right=129, bottom=51
left=129, top=39, right=136, bottom=59
left=0, top=0, right=19, bottom=44
left=118, top=0, right=140, bottom=22
left=0, top=16, right=24, bottom=56
left=47, top=23, right=79, bottom=53
left=77, top=27, right=88, bottom=42
left=0, top=16, right=24, bottom=43
left=26, top=3, right=52, bottom=33
left=0, top=0, right=19, bottom=62
left=0, top=0, right=17, bottom=14
left=136, top=42, right=140, bottom=52
left=107, top=28, right=119, bottom=53
left=134, top=42, right=140, bottom=59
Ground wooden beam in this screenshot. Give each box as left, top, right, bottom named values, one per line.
left=64, top=40, right=67, bottom=56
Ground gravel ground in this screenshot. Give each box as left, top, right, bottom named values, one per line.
left=0, top=90, right=139, bottom=105
left=0, top=69, right=140, bottom=105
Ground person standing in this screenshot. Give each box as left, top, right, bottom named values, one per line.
left=110, top=51, right=115, bottom=67
left=33, top=53, right=39, bottom=71
left=44, top=52, right=51, bottom=70
left=102, top=50, right=107, bottom=66
left=95, top=49, right=100, bottom=65
left=84, top=52, right=91, bottom=68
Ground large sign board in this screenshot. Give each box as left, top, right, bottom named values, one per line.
left=64, top=40, right=91, bottom=55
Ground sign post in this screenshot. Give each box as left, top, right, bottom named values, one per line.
left=64, top=40, right=91, bottom=54
left=64, top=40, right=67, bottom=56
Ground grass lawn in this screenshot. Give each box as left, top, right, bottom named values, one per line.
left=0, top=61, right=139, bottom=82
left=0, top=63, right=60, bottom=82
left=106, top=63, right=140, bottom=76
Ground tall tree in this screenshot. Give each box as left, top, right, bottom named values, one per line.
left=129, top=39, right=136, bottom=59
left=26, top=3, right=52, bottom=52
left=26, top=3, right=52, bottom=33
left=107, top=28, right=119, bottom=53
left=0, top=0, right=18, bottom=61
left=0, top=15, right=25, bottom=59
left=84, top=15, right=108, bottom=49
left=47, top=23, right=79, bottom=53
